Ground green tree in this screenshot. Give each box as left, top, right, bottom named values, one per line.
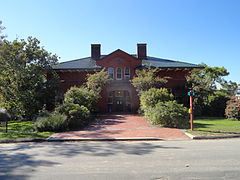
left=0, top=37, right=58, bottom=119
left=187, top=63, right=238, bottom=116
left=131, top=68, right=167, bottom=94
left=0, top=21, right=6, bottom=41
left=86, top=69, right=110, bottom=94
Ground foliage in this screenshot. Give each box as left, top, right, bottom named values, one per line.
left=140, top=88, right=174, bottom=110
left=52, top=86, right=94, bottom=130
left=145, top=101, right=189, bottom=128
left=131, top=68, right=167, bottom=94
left=139, top=87, right=188, bottom=128
left=86, top=69, right=110, bottom=94
left=0, top=37, right=58, bottom=119
left=0, top=20, right=6, bottom=41
left=225, top=96, right=240, bottom=120
left=55, top=103, right=90, bottom=128
left=34, top=112, right=68, bottom=132
left=203, top=91, right=230, bottom=117
left=187, top=63, right=238, bottom=116
left=64, top=86, right=98, bottom=112
left=34, top=110, right=51, bottom=120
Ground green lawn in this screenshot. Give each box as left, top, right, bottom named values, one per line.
left=187, top=117, right=240, bottom=136
left=0, top=120, right=53, bottom=140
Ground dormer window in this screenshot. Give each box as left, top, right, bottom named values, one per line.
left=124, top=67, right=130, bottom=80
left=116, top=68, right=122, bottom=80
left=108, top=67, right=114, bottom=79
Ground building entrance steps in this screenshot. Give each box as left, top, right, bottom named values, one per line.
left=50, top=114, right=189, bottom=140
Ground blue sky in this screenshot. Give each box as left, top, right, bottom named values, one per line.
left=1, top=0, right=240, bottom=83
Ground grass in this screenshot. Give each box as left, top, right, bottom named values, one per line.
left=0, top=120, right=53, bottom=140
left=187, top=117, right=240, bottom=136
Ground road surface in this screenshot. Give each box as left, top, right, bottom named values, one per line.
left=0, top=139, right=240, bottom=180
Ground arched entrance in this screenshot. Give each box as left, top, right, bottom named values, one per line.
left=107, top=90, right=131, bottom=112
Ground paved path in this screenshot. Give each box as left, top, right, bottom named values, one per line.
left=50, top=114, right=189, bottom=140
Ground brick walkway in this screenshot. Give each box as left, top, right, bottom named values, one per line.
left=50, top=114, right=189, bottom=140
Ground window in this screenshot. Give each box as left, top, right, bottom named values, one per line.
left=124, top=67, right=130, bottom=80
left=108, top=68, right=114, bottom=79
left=116, top=68, right=122, bottom=80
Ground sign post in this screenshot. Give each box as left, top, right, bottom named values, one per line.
left=188, top=91, right=195, bottom=130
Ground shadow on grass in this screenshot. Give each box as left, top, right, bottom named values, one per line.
left=194, top=122, right=211, bottom=129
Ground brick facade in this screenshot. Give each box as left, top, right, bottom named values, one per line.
left=52, top=43, right=204, bottom=113
left=55, top=48, right=192, bottom=113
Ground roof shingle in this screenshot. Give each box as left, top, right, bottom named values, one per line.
left=53, top=54, right=202, bottom=70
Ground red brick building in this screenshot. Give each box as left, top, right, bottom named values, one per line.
left=53, top=44, right=201, bottom=113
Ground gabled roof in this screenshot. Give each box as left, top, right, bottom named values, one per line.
left=137, top=56, right=202, bottom=69
left=53, top=56, right=104, bottom=70
left=53, top=53, right=202, bottom=70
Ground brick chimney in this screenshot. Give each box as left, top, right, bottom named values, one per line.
left=91, top=44, right=101, bottom=60
left=137, top=43, right=147, bottom=59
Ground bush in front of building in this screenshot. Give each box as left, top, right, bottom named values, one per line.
left=34, top=112, right=68, bottom=132
left=139, top=88, right=188, bottom=128
left=34, top=86, right=93, bottom=132
left=64, top=86, right=98, bottom=112
left=140, top=88, right=174, bottom=111
left=145, top=101, right=189, bottom=128
left=55, top=103, right=91, bottom=129
left=225, top=96, right=240, bottom=120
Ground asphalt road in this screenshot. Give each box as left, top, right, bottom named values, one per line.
left=0, top=139, right=240, bottom=180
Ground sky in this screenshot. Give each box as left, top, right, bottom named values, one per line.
left=1, top=0, right=240, bottom=83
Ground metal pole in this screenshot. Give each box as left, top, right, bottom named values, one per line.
left=190, top=94, right=193, bottom=130
left=6, top=120, right=8, bottom=133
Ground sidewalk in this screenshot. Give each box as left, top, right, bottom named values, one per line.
left=49, top=114, right=189, bottom=140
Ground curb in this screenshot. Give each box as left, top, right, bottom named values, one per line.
left=47, top=137, right=164, bottom=141
left=0, top=137, right=164, bottom=144
left=0, top=138, right=47, bottom=144
left=184, top=131, right=240, bottom=140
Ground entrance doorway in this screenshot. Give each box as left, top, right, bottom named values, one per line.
left=107, top=90, right=131, bottom=112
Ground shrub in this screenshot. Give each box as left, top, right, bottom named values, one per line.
left=145, top=101, right=189, bottom=128
left=55, top=103, right=91, bottom=128
left=64, top=86, right=98, bottom=112
left=225, top=96, right=240, bottom=120
left=34, top=112, right=68, bottom=132
left=140, top=88, right=174, bottom=110
left=203, top=95, right=229, bottom=117
left=33, top=110, right=51, bottom=121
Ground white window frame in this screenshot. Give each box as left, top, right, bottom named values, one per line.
left=124, top=67, right=130, bottom=80
left=116, top=68, right=122, bottom=80
left=108, top=67, right=114, bottom=79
